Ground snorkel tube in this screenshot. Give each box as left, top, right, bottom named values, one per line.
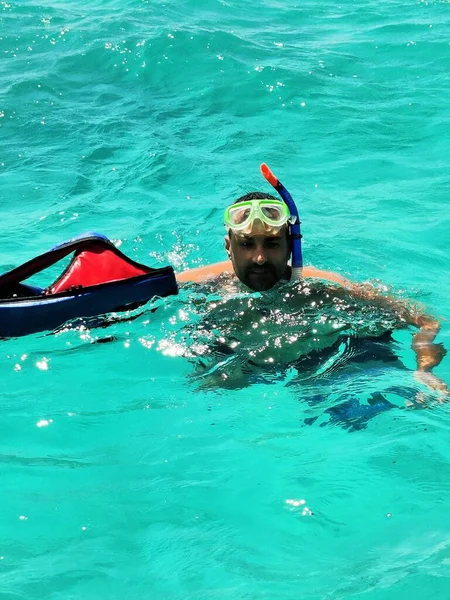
left=260, top=163, right=303, bottom=281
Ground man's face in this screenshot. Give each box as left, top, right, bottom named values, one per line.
left=225, top=224, right=290, bottom=291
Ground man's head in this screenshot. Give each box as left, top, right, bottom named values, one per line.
left=224, top=192, right=292, bottom=291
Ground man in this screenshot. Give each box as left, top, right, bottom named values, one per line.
left=177, top=182, right=447, bottom=397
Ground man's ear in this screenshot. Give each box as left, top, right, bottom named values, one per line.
left=225, top=235, right=231, bottom=258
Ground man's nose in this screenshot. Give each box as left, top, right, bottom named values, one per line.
left=253, top=246, right=267, bottom=265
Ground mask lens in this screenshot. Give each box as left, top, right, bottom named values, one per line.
left=260, top=204, right=285, bottom=223
left=228, top=205, right=252, bottom=226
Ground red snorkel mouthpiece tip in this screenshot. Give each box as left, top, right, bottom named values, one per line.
left=260, top=163, right=278, bottom=188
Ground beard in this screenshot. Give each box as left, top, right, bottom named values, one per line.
left=242, top=264, right=279, bottom=291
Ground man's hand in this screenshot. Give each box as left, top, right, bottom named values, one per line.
left=414, top=370, right=449, bottom=396
left=412, top=371, right=449, bottom=406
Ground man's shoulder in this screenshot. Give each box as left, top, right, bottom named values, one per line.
left=303, top=266, right=354, bottom=288
left=176, top=260, right=234, bottom=284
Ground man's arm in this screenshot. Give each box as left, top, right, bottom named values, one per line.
left=340, top=280, right=448, bottom=396
left=410, top=315, right=448, bottom=396
left=176, top=261, right=233, bottom=283
left=411, top=315, right=443, bottom=370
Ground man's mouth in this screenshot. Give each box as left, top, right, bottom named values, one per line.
left=249, top=267, right=275, bottom=279
left=250, top=268, right=269, bottom=275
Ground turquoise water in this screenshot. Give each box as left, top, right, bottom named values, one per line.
left=1, top=0, right=450, bottom=597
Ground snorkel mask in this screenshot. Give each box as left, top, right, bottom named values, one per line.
left=224, top=199, right=293, bottom=235
left=224, top=164, right=303, bottom=280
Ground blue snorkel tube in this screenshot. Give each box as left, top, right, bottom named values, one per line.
left=260, top=163, right=303, bottom=281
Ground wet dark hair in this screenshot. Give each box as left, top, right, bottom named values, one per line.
left=232, top=191, right=279, bottom=205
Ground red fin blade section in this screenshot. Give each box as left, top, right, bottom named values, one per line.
left=49, top=245, right=149, bottom=294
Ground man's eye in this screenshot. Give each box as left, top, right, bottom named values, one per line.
left=239, top=241, right=252, bottom=248
left=266, top=240, right=280, bottom=247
